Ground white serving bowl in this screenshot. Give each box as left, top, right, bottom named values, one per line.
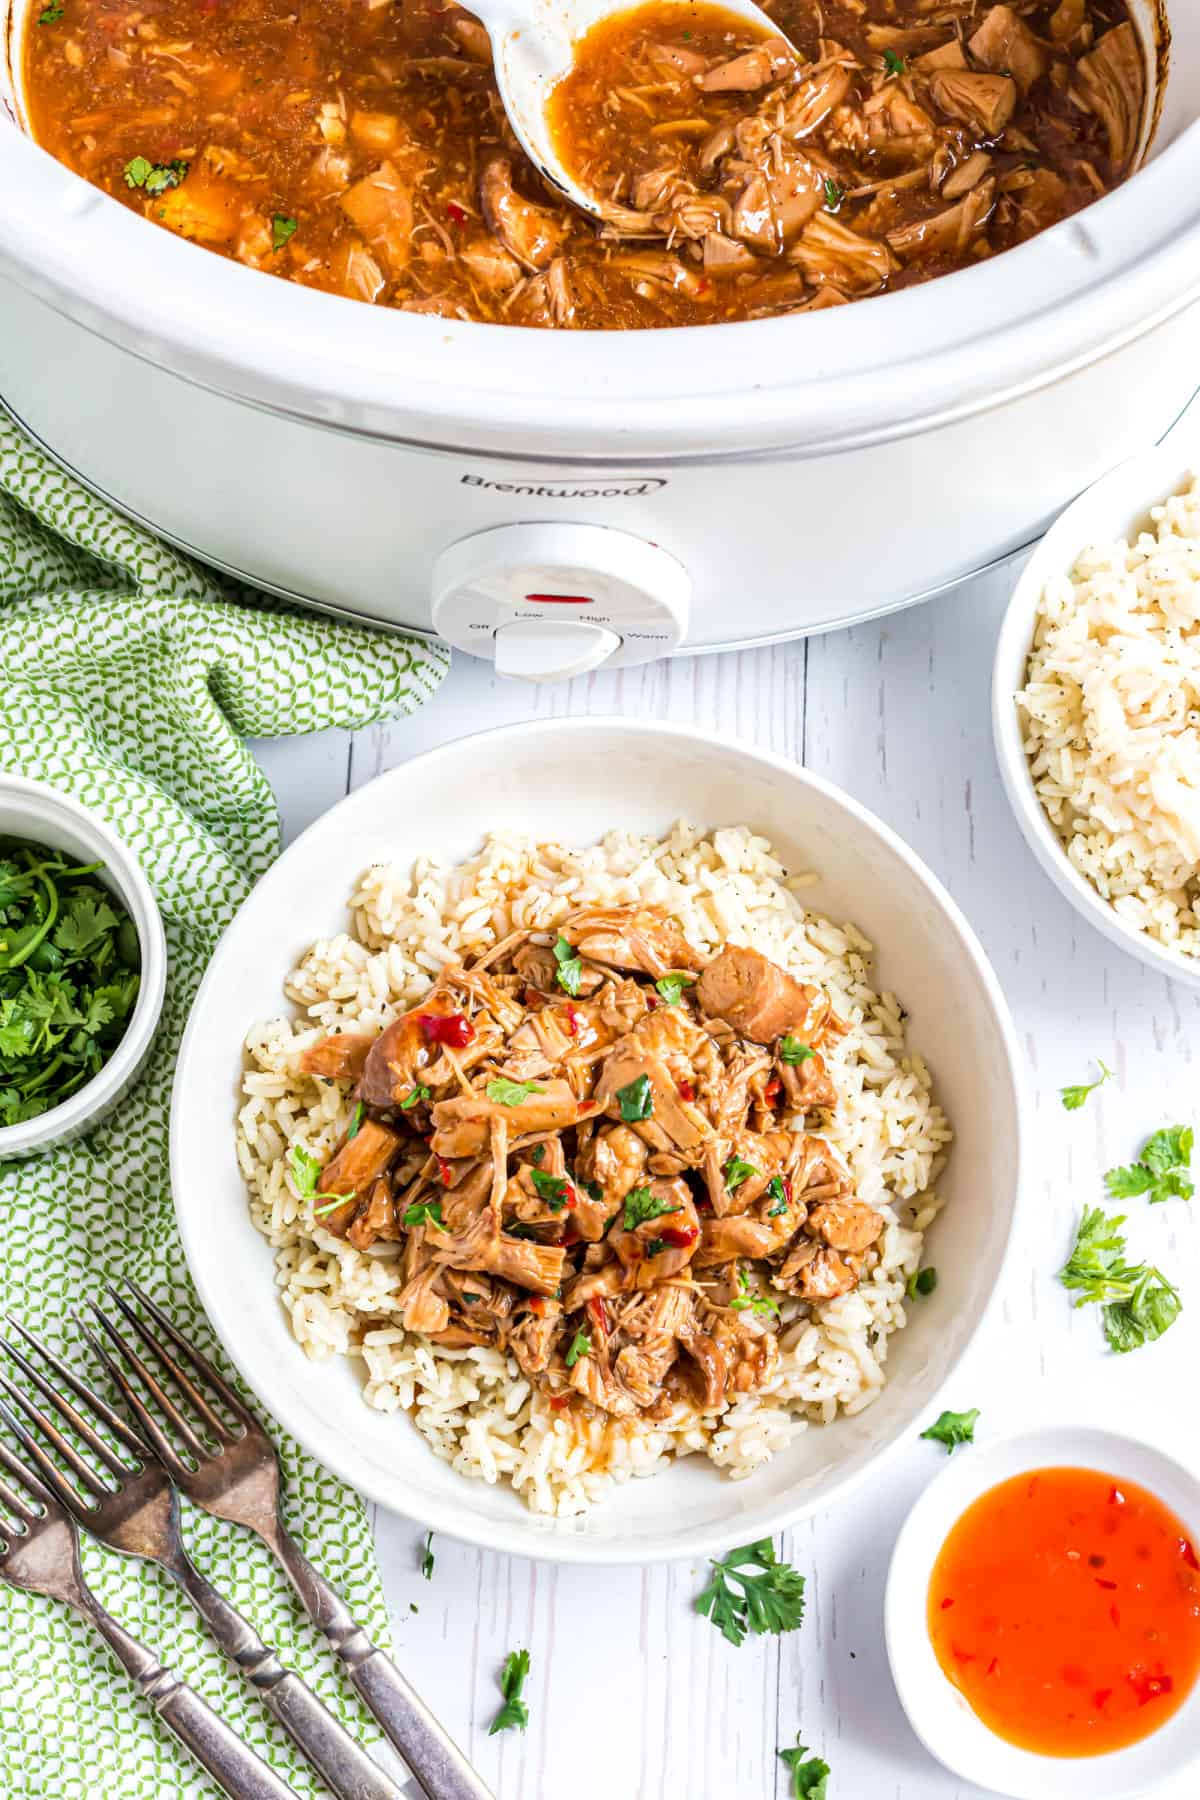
left=0, top=774, right=166, bottom=1158
left=993, top=445, right=1200, bottom=990
left=171, top=718, right=1023, bottom=1562
left=885, top=1424, right=1200, bottom=1800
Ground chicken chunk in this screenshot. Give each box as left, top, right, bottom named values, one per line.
left=340, top=160, right=414, bottom=275
left=298, top=1032, right=375, bottom=1081
left=929, top=71, right=1018, bottom=138
left=806, top=1199, right=885, bottom=1254
left=887, top=179, right=995, bottom=260
left=1077, top=23, right=1144, bottom=174
left=430, top=1078, right=584, bottom=1159
left=313, top=1119, right=402, bottom=1236
left=480, top=157, right=568, bottom=271
left=702, top=38, right=796, bottom=94
left=967, top=4, right=1049, bottom=94
left=696, top=945, right=825, bottom=1046
left=776, top=1238, right=857, bottom=1301
left=563, top=905, right=705, bottom=981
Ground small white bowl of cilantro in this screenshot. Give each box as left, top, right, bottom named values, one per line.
left=0, top=775, right=166, bottom=1159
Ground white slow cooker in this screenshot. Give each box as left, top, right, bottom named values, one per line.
left=1, top=1, right=1198, bottom=678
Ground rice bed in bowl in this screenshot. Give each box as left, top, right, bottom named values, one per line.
left=1017, top=474, right=1200, bottom=957
left=236, top=824, right=951, bottom=1518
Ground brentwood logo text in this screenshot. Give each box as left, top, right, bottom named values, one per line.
left=460, top=474, right=666, bottom=499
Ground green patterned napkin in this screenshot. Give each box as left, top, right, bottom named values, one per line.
left=0, top=414, right=449, bottom=1797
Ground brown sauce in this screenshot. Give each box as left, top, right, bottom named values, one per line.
left=22, top=0, right=1144, bottom=329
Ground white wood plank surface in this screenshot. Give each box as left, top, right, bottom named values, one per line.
left=250, top=560, right=1200, bottom=1800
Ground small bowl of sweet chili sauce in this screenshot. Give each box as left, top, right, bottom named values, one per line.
left=886, top=1427, right=1200, bottom=1800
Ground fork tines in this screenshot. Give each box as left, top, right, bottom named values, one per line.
left=0, top=1396, right=57, bottom=1536
left=0, top=1318, right=144, bottom=1515
left=80, top=1281, right=250, bottom=1479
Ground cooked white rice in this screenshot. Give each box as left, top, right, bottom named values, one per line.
left=1017, top=473, right=1200, bottom=957
left=236, top=825, right=951, bottom=1517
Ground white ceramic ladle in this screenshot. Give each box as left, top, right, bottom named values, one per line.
left=469, top=0, right=786, bottom=221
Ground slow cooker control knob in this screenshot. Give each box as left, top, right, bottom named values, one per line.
left=431, top=522, right=690, bottom=678
left=494, top=618, right=622, bottom=682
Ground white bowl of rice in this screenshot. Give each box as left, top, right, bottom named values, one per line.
left=172, top=718, right=1023, bottom=1562
left=995, top=449, right=1200, bottom=987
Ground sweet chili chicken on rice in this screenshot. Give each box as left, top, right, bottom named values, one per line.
left=295, top=904, right=885, bottom=1422
left=24, top=0, right=1146, bottom=328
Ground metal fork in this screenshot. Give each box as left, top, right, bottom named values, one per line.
left=0, top=1319, right=406, bottom=1800
left=51, top=1283, right=492, bottom=1800
left=0, top=1396, right=297, bottom=1800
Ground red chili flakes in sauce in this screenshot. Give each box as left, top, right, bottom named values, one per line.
left=677, top=1078, right=695, bottom=1102
left=764, top=1076, right=782, bottom=1104
left=928, top=1467, right=1200, bottom=1756
left=658, top=1224, right=699, bottom=1249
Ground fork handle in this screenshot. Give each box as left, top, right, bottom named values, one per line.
left=79, top=1594, right=298, bottom=1800
left=175, top=1553, right=405, bottom=1800
left=273, top=1524, right=494, bottom=1800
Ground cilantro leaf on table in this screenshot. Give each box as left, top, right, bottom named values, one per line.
left=695, top=1538, right=806, bottom=1647
left=488, top=1649, right=531, bottom=1735
left=1059, top=1206, right=1181, bottom=1353
left=779, top=1741, right=831, bottom=1799
left=920, top=1408, right=979, bottom=1453
left=1060, top=1060, right=1113, bottom=1111
left=420, top=1531, right=434, bottom=1581
left=1105, top=1125, right=1194, bottom=1205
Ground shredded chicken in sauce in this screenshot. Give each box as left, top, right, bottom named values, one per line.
left=295, top=905, right=889, bottom=1422
left=22, top=0, right=1144, bottom=326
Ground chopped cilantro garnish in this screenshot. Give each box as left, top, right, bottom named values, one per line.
left=622, top=1186, right=681, bottom=1230
left=346, top=1100, right=364, bottom=1140
left=822, top=178, right=843, bottom=212
left=486, top=1076, right=544, bottom=1106
left=124, top=156, right=188, bottom=196
left=906, top=1266, right=937, bottom=1300
left=0, top=840, right=140, bottom=1130
left=1105, top=1125, right=1193, bottom=1205
left=531, top=1144, right=545, bottom=1166
left=616, top=1073, right=653, bottom=1121
left=724, top=1156, right=759, bottom=1191
left=1059, top=1206, right=1182, bottom=1353
left=779, top=1741, right=830, bottom=1800
left=400, top=1084, right=431, bottom=1111
left=552, top=934, right=582, bottom=996
left=312, top=1188, right=356, bottom=1218
left=1060, top=1060, right=1113, bottom=1111
left=420, top=1531, right=434, bottom=1580
left=565, top=1328, right=591, bottom=1366
left=766, top=1175, right=789, bottom=1217
left=655, top=971, right=697, bottom=1006
left=779, top=1036, right=814, bottom=1065
left=403, top=1198, right=446, bottom=1230
left=37, top=2, right=63, bottom=22
left=271, top=214, right=298, bottom=251
left=920, top=1407, right=979, bottom=1453
left=695, top=1538, right=806, bottom=1647
left=488, top=1649, right=531, bottom=1735
left=531, top=1168, right=571, bottom=1211
left=883, top=48, right=907, bottom=74
left=730, top=1265, right=780, bottom=1317
left=645, top=1237, right=666, bottom=1257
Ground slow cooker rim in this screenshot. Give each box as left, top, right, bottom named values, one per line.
left=0, top=104, right=1198, bottom=457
